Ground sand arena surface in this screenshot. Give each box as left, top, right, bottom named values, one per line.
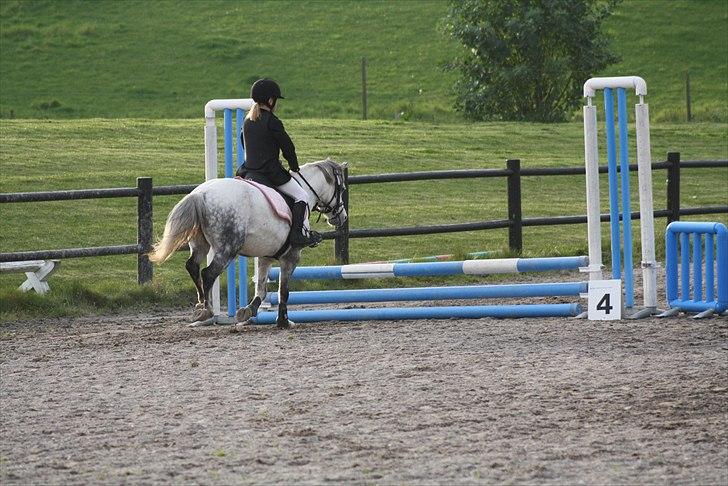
left=1, top=306, right=726, bottom=484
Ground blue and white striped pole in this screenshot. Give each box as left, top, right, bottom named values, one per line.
left=268, top=256, right=589, bottom=281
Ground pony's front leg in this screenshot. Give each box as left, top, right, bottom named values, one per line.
left=276, top=250, right=301, bottom=329
left=236, top=257, right=274, bottom=324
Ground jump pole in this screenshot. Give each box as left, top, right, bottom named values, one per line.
left=268, top=281, right=588, bottom=305
left=251, top=303, right=582, bottom=324
left=268, top=256, right=589, bottom=280
left=258, top=257, right=588, bottom=320
left=204, top=99, right=254, bottom=322
left=582, top=76, right=658, bottom=318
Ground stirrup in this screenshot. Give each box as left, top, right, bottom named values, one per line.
left=290, top=230, right=323, bottom=249
left=306, top=231, right=323, bottom=248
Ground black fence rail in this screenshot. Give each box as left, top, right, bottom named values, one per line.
left=330, top=152, right=728, bottom=262
left=0, top=152, right=726, bottom=282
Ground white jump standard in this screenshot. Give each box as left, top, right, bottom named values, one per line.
left=582, top=76, right=658, bottom=319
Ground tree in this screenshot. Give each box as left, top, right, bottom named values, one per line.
left=444, top=0, right=621, bottom=122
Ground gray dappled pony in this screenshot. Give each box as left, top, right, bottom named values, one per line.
left=148, top=159, right=348, bottom=328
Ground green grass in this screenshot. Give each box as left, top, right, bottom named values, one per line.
left=1, top=118, right=726, bottom=320
left=1, top=0, right=726, bottom=121
left=1, top=0, right=726, bottom=320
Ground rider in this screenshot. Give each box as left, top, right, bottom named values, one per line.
left=239, top=78, right=322, bottom=248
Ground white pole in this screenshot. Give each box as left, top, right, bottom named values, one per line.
left=583, top=101, right=603, bottom=281
left=204, top=116, right=221, bottom=315
left=635, top=101, right=658, bottom=310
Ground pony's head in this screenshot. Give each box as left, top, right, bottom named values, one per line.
left=299, top=158, right=348, bottom=229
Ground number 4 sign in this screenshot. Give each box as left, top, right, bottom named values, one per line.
left=587, top=279, right=622, bottom=320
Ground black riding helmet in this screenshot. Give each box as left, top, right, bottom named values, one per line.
left=251, top=78, right=284, bottom=106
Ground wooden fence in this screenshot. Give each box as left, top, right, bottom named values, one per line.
left=0, top=152, right=726, bottom=282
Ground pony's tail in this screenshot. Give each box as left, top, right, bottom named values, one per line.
left=148, top=193, right=204, bottom=264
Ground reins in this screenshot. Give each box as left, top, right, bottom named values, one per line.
left=294, top=164, right=346, bottom=222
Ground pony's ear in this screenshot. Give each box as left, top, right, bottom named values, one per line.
left=341, top=161, right=349, bottom=169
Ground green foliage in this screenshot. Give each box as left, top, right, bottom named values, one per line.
left=0, top=1, right=726, bottom=121
left=445, top=0, right=621, bottom=122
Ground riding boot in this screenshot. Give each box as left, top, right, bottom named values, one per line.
left=290, top=201, right=323, bottom=248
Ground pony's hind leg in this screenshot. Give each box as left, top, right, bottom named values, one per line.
left=236, top=257, right=274, bottom=324
left=186, top=236, right=209, bottom=315
left=193, top=248, right=236, bottom=324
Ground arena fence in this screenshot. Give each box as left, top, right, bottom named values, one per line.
left=0, top=153, right=726, bottom=285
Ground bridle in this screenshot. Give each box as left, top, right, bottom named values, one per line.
left=295, top=164, right=346, bottom=222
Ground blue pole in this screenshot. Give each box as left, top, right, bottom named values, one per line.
left=705, top=232, right=714, bottom=303
left=617, top=88, right=634, bottom=307
left=680, top=232, right=690, bottom=302
left=717, top=224, right=728, bottom=313
left=693, top=232, right=703, bottom=302
left=515, top=256, right=589, bottom=272
left=665, top=224, right=678, bottom=306
left=223, top=108, right=236, bottom=317
left=236, top=108, right=248, bottom=308
left=250, top=303, right=582, bottom=324
left=268, top=281, right=588, bottom=305
left=603, top=88, right=621, bottom=280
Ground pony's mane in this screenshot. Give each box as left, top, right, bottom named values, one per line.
left=304, top=157, right=343, bottom=183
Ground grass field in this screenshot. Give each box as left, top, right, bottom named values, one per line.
left=1, top=0, right=726, bottom=122
left=1, top=117, right=726, bottom=320
left=1, top=0, right=726, bottom=319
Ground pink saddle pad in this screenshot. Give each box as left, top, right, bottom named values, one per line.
left=235, top=177, right=292, bottom=224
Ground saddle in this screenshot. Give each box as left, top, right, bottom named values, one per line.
left=234, top=176, right=292, bottom=224
left=233, top=174, right=297, bottom=258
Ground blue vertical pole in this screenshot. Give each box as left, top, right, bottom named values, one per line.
left=665, top=227, right=678, bottom=305
left=603, top=88, right=621, bottom=280
left=717, top=225, right=728, bottom=312
left=223, top=108, right=236, bottom=317
left=616, top=89, right=634, bottom=307
left=693, top=232, right=703, bottom=302
left=680, top=232, right=690, bottom=302
left=705, top=232, right=714, bottom=302
left=236, top=108, right=248, bottom=308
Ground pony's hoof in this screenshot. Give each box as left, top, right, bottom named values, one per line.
left=276, top=318, right=290, bottom=329
left=194, top=303, right=206, bottom=310
left=191, top=307, right=214, bottom=323
left=236, top=306, right=255, bottom=324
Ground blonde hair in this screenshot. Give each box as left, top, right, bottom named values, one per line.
left=246, top=102, right=262, bottom=122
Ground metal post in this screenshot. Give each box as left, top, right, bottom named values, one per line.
left=667, top=152, right=681, bottom=223
left=137, top=177, right=153, bottom=284
left=335, top=166, right=350, bottom=264
left=686, top=71, right=692, bottom=122
left=507, top=159, right=523, bottom=254
left=361, top=57, right=368, bottom=121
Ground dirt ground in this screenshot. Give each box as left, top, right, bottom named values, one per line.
left=1, top=286, right=727, bottom=484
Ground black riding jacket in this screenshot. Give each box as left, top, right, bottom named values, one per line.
left=240, top=110, right=299, bottom=186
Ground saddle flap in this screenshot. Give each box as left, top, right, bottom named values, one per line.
left=235, top=178, right=292, bottom=224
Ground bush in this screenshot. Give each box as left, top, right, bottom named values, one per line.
left=444, top=0, right=621, bottom=122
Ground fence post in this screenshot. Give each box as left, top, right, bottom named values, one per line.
left=361, top=57, right=368, bottom=121
left=507, top=159, right=523, bottom=254
left=335, top=166, right=350, bottom=264
left=667, top=152, right=681, bottom=224
left=137, top=177, right=153, bottom=284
